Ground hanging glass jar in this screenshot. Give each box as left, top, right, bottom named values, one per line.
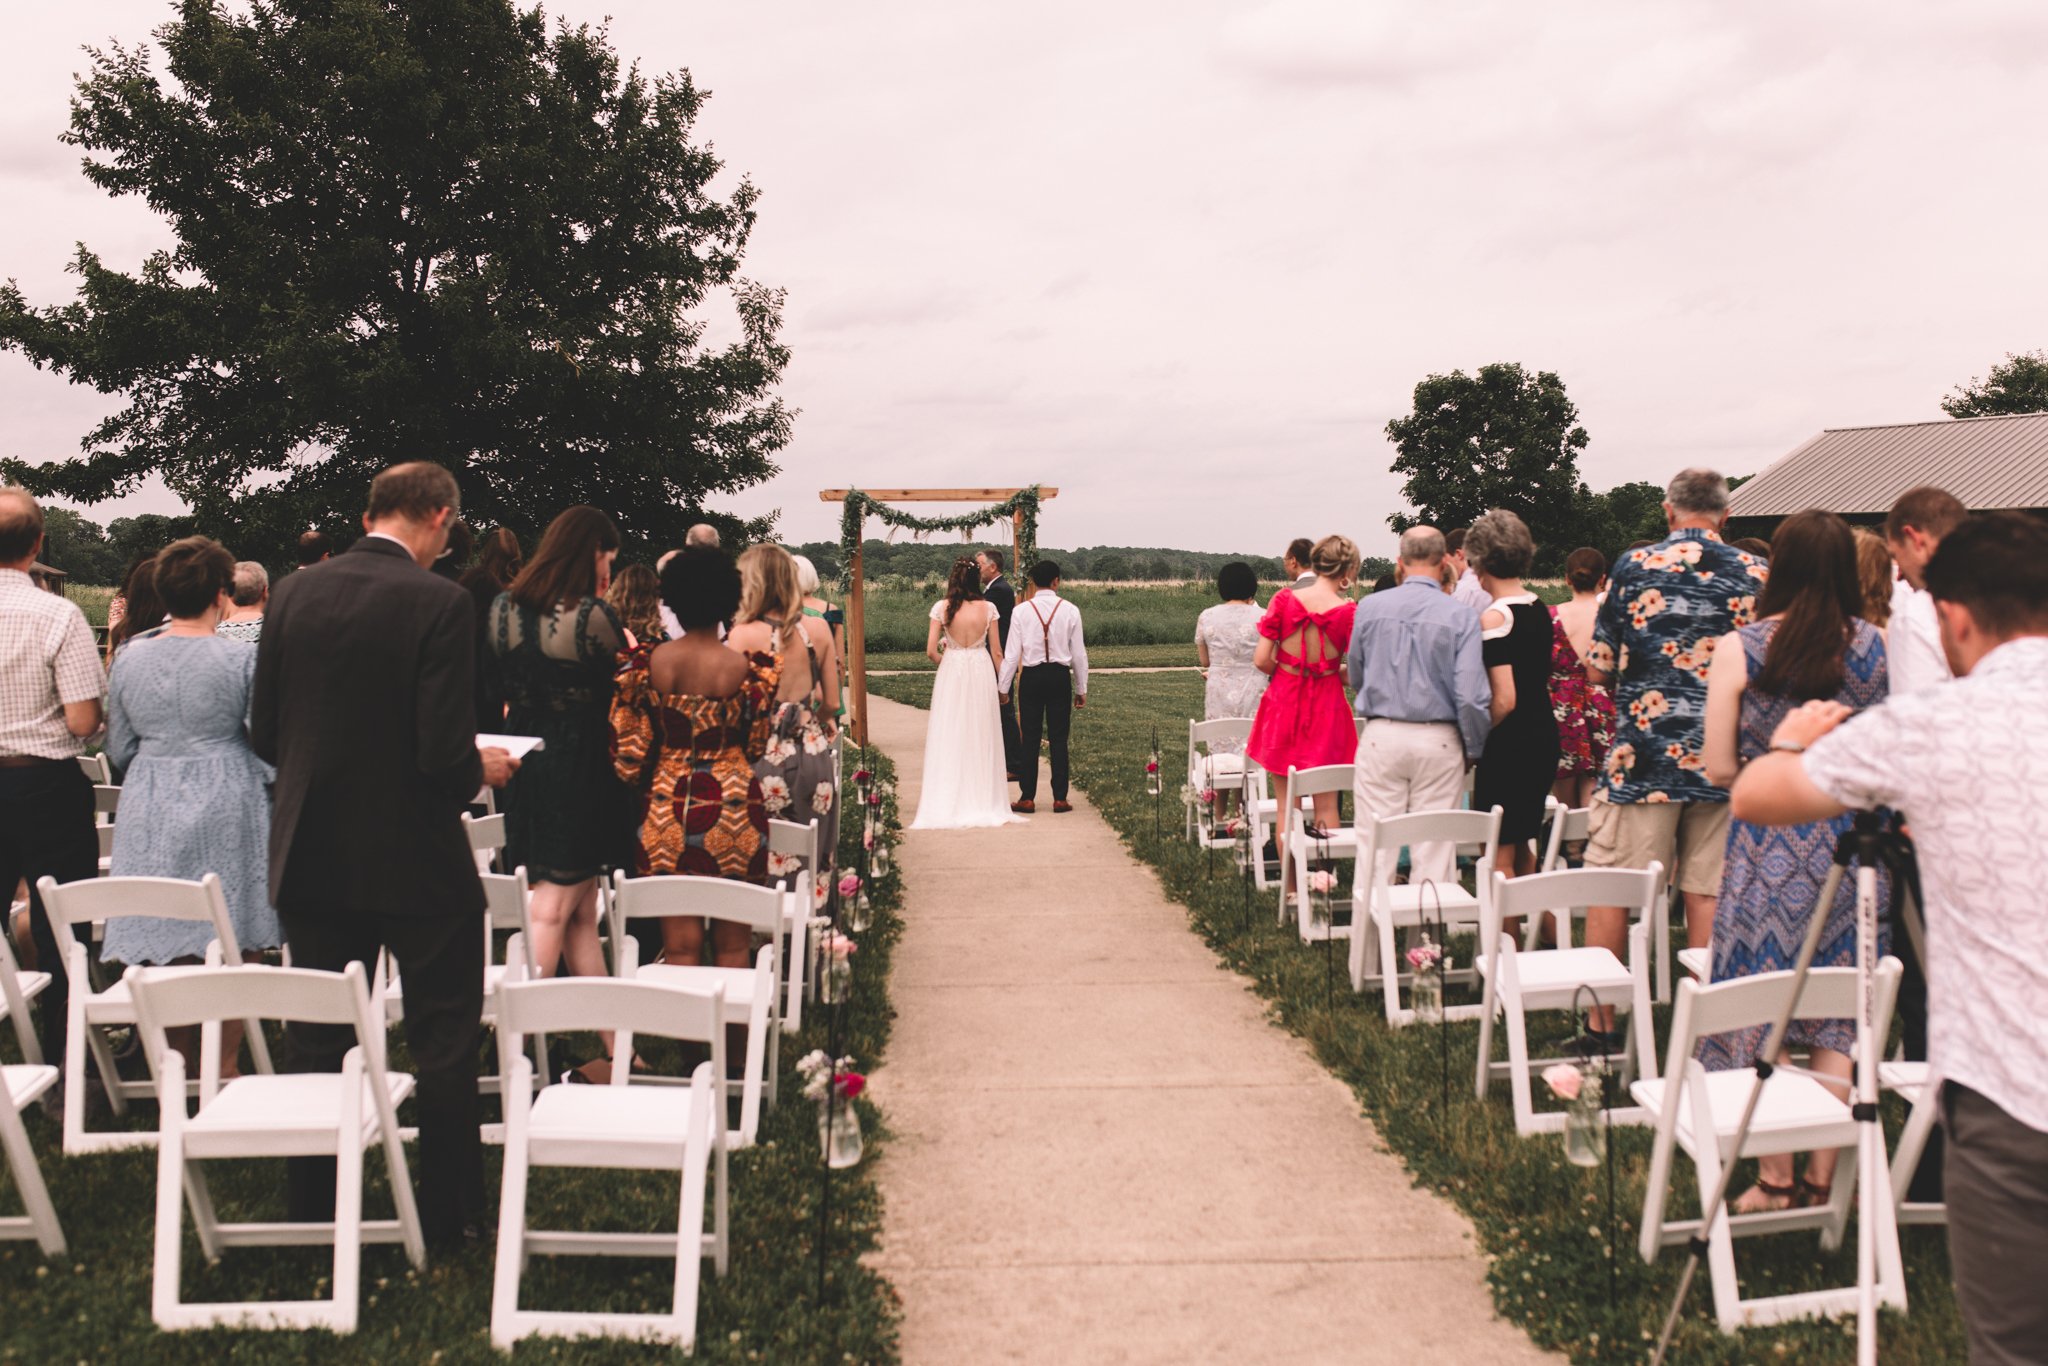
left=1406, top=936, right=1444, bottom=1024
left=818, top=1102, right=864, bottom=1168
left=845, top=888, right=873, bottom=933
left=1145, top=757, right=1161, bottom=796
left=1563, top=1068, right=1606, bottom=1167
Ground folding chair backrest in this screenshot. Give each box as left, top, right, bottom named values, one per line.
left=1190, top=718, right=1252, bottom=751
left=1357, top=806, right=1502, bottom=882
left=1491, top=865, right=1664, bottom=926
left=495, top=976, right=724, bottom=1050
left=1284, top=763, right=1353, bottom=802
left=76, top=753, right=112, bottom=784
left=1539, top=801, right=1592, bottom=871
left=130, top=962, right=378, bottom=1101
left=463, top=812, right=507, bottom=872
left=38, top=874, right=243, bottom=965
left=0, top=929, right=42, bottom=1063
left=93, top=785, right=121, bottom=818
left=609, top=874, right=785, bottom=938
left=1671, top=959, right=1898, bottom=1045
left=767, top=818, right=818, bottom=868
left=481, top=866, right=533, bottom=934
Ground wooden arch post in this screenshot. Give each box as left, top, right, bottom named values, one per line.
left=820, top=487, right=1058, bottom=746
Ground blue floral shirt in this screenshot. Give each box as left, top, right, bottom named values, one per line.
left=1587, top=529, right=1767, bottom=804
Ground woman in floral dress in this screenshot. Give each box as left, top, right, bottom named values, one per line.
left=610, top=549, right=780, bottom=969
left=726, top=545, right=841, bottom=881
left=1548, top=547, right=1616, bottom=811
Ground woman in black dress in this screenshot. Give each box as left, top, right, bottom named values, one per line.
left=1468, top=509, right=1561, bottom=882
left=489, top=507, right=627, bottom=982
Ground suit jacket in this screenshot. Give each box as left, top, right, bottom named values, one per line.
left=983, top=574, right=1016, bottom=651
left=252, top=536, right=485, bottom=918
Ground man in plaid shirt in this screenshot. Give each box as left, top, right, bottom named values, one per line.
left=0, top=487, right=105, bottom=1074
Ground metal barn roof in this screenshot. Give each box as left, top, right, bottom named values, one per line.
left=1728, top=412, right=2048, bottom=518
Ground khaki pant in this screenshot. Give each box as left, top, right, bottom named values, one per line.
left=1352, top=720, right=1466, bottom=887
left=1583, top=790, right=1729, bottom=895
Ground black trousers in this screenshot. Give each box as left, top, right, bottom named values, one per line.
left=280, top=907, right=484, bottom=1243
left=1942, top=1082, right=2048, bottom=1365
left=0, top=760, right=99, bottom=1066
left=999, top=691, right=1023, bottom=779
left=1016, top=663, right=1073, bottom=801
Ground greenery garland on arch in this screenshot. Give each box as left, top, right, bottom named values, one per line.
left=837, top=486, right=1041, bottom=587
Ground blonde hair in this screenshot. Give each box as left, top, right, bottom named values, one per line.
left=736, top=544, right=804, bottom=656
left=790, top=552, right=821, bottom=596
left=1309, top=534, right=1360, bottom=584
left=1853, top=528, right=1893, bottom=628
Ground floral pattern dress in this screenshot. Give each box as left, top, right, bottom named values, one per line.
left=1547, top=607, right=1615, bottom=781
left=752, top=621, right=839, bottom=877
left=1586, top=530, right=1766, bottom=804
left=610, top=648, right=781, bottom=882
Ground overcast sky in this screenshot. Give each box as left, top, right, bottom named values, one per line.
left=5, top=2, right=2046, bottom=557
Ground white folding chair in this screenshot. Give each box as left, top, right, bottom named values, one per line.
left=766, top=817, right=819, bottom=1030
left=1185, top=718, right=1252, bottom=843
left=128, top=962, right=425, bottom=1334
left=39, top=874, right=275, bottom=1154
left=1879, top=1061, right=1946, bottom=1227
left=1677, top=947, right=1711, bottom=982
left=490, top=977, right=727, bottom=1352
left=1238, top=762, right=1289, bottom=894
left=1348, top=807, right=1502, bottom=1024
left=0, top=932, right=64, bottom=1256
left=464, top=810, right=507, bottom=875
left=1632, top=958, right=1906, bottom=1334
left=1474, top=866, right=1665, bottom=1135
left=76, top=752, right=112, bottom=784
left=1279, top=764, right=1357, bottom=938
left=1537, top=798, right=1590, bottom=874
left=91, top=783, right=121, bottom=877
left=607, top=873, right=780, bottom=1146
left=0, top=918, right=52, bottom=1066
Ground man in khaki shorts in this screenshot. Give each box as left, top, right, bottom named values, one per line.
left=1578, top=468, right=1765, bottom=1046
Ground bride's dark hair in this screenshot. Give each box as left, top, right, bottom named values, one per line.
left=943, top=557, right=984, bottom=627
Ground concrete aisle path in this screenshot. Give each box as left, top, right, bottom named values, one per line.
left=864, top=695, right=1558, bottom=1365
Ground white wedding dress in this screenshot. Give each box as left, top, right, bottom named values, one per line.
left=911, top=601, right=1024, bottom=830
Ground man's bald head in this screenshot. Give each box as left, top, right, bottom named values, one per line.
left=685, top=523, right=720, bottom=550
left=0, top=487, right=46, bottom=566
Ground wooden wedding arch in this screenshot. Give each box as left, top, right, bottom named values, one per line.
left=820, top=487, right=1058, bottom=745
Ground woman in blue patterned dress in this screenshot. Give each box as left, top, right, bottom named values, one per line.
left=104, top=536, right=282, bottom=1075
left=1699, top=510, right=1888, bottom=1212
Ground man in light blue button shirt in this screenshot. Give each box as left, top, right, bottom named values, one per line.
left=1347, top=525, right=1492, bottom=884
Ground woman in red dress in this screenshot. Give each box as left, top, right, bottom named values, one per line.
left=1246, top=534, right=1360, bottom=903
left=1546, top=547, right=1616, bottom=811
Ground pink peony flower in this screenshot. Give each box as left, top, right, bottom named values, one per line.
left=836, top=1072, right=866, bottom=1100
left=1542, top=1063, right=1583, bottom=1102
left=1405, top=942, right=1442, bottom=971
left=838, top=872, right=861, bottom=898
left=1306, top=869, right=1336, bottom=894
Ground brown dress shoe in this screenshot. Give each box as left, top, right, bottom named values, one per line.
left=1011, top=799, right=1035, bottom=814
left=1053, top=800, right=1073, bottom=813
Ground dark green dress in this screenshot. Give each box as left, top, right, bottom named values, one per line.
left=488, top=593, right=629, bottom=885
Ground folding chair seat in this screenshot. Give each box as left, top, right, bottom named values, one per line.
left=1279, top=764, right=1358, bottom=939
left=607, top=872, right=782, bottom=1146
left=1879, top=1061, right=1946, bottom=1226
left=766, top=817, right=819, bottom=1029
left=490, top=976, right=726, bottom=1352
left=1185, top=718, right=1253, bottom=843
left=1348, top=807, right=1501, bottom=1024
left=1474, top=866, right=1665, bottom=1134
left=0, top=933, right=64, bottom=1257
left=1632, top=958, right=1906, bottom=1334
left=38, top=874, right=274, bottom=1154
left=127, top=962, right=424, bottom=1333
left=0, top=919, right=52, bottom=1066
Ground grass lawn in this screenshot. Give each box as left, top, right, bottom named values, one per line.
left=867, top=671, right=1965, bottom=1365
left=0, top=757, right=908, bottom=1365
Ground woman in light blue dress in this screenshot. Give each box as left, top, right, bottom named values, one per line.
left=103, top=537, right=282, bottom=976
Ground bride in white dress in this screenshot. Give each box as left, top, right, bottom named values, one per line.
left=911, top=559, right=1024, bottom=829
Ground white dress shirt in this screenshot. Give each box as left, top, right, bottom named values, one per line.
left=1802, top=636, right=2048, bottom=1131
left=998, top=591, right=1088, bottom=695
left=1452, top=567, right=1492, bottom=614
left=1887, top=578, right=1951, bottom=696
left=0, top=567, right=104, bottom=759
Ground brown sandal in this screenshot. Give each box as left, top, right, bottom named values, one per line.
left=1797, top=1178, right=1833, bottom=1208
left=1731, top=1179, right=1799, bottom=1214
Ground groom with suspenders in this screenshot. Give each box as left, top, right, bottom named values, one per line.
left=997, top=560, right=1088, bottom=814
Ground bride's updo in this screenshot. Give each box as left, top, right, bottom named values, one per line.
left=943, top=557, right=984, bottom=627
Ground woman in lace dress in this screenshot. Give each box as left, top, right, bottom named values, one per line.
left=1195, top=561, right=1267, bottom=723
left=103, top=536, right=280, bottom=1076
left=489, top=506, right=628, bottom=985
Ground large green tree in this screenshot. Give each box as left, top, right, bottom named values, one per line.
left=0, top=0, right=790, bottom=564
left=1384, top=362, right=1590, bottom=546
left=1941, top=350, right=2048, bottom=418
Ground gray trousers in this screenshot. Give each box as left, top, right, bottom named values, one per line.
left=1943, top=1082, right=2048, bottom=1365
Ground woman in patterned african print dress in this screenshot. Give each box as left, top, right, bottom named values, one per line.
left=1698, top=511, right=1888, bottom=1212
left=610, top=550, right=780, bottom=969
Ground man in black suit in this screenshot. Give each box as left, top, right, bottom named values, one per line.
left=252, top=461, right=519, bottom=1249
left=977, top=548, right=1023, bottom=780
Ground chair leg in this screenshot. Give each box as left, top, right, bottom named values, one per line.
left=490, top=1091, right=532, bottom=1348
left=331, top=1059, right=365, bottom=1334
left=63, top=1013, right=88, bottom=1153
left=1891, top=1085, right=1941, bottom=1210
left=1473, top=969, right=1498, bottom=1102
left=183, top=1157, right=225, bottom=1265
left=0, top=1097, right=64, bottom=1256
left=1500, top=960, right=1538, bottom=1134
left=1378, top=911, right=1402, bottom=1025
left=86, top=1022, right=129, bottom=1118
left=151, top=1056, right=188, bottom=1328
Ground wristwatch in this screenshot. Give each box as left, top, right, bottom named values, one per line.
left=1768, top=740, right=1807, bottom=755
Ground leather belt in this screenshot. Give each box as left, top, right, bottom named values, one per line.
left=0, top=754, right=67, bottom=770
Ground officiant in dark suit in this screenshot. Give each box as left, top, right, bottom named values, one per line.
left=252, top=460, right=519, bottom=1249
left=978, top=549, right=1023, bottom=780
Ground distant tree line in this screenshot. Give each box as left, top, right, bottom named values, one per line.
left=789, top=541, right=1381, bottom=585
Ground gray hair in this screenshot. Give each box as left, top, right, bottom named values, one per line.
left=684, top=522, right=720, bottom=549
left=1397, top=525, right=1446, bottom=565
left=1465, top=510, right=1535, bottom=578
left=1666, top=468, right=1730, bottom=517
left=229, top=560, right=269, bottom=607
left=790, top=552, right=820, bottom=595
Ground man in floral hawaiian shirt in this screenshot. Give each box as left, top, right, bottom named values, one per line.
left=1577, top=468, right=1766, bottom=1043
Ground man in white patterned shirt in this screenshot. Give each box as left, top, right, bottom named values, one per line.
left=0, top=488, right=105, bottom=1073
left=1731, top=511, right=2048, bottom=1365
left=997, top=560, right=1088, bottom=814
